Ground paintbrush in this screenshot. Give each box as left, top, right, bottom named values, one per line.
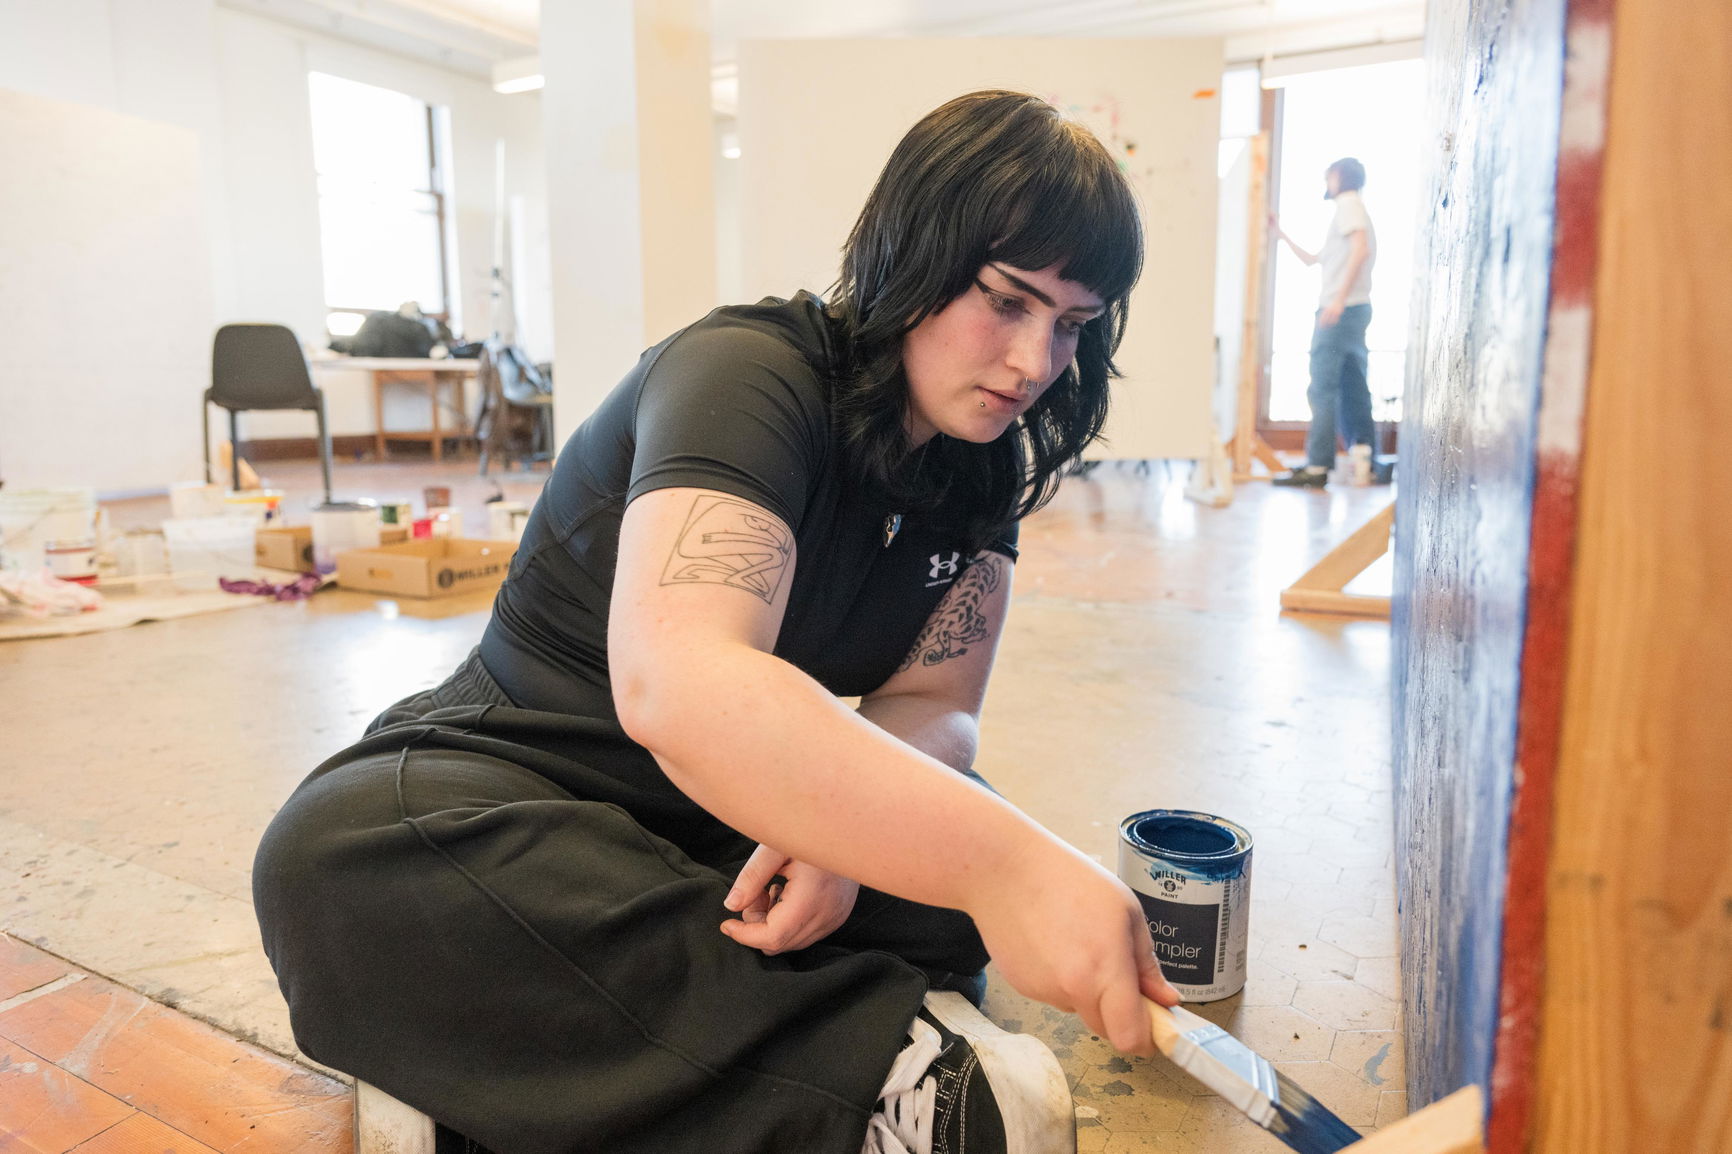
left=1147, top=1001, right=1362, bottom=1154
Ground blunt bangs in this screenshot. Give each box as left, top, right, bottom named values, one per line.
left=983, top=130, right=1143, bottom=309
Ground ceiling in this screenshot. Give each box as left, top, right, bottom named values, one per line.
left=216, top=0, right=1424, bottom=85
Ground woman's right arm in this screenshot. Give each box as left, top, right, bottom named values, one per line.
left=608, top=486, right=1176, bottom=1052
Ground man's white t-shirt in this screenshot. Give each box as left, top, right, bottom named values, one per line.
left=1319, top=189, right=1376, bottom=308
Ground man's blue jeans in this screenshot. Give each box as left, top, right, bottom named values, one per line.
left=1305, top=303, right=1374, bottom=469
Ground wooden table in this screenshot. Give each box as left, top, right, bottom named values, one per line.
left=309, top=356, right=480, bottom=463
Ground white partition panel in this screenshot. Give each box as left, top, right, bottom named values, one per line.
left=738, top=39, right=1223, bottom=462
left=0, top=87, right=212, bottom=493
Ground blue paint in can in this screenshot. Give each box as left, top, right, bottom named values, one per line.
left=1117, top=809, right=1253, bottom=1002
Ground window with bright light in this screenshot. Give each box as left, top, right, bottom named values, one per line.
left=1268, top=59, right=1426, bottom=425
left=308, top=72, right=451, bottom=331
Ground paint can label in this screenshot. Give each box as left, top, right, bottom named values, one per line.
left=1117, top=810, right=1252, bottom=1002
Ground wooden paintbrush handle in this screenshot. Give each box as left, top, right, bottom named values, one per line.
left=1145, top=998, right=1183, bottom=1058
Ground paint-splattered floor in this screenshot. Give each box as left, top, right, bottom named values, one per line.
left=1, top=457, right=1400, bottom=1150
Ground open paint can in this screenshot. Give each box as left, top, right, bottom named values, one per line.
left=1118, top=809, right=1253, bottom=1002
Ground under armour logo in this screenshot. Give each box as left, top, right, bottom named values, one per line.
left=929, top=552, right=961, bottom=580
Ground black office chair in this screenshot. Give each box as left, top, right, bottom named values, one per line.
left=205, top=323, right=333, bottom=503
left=475, top=339, right=554, bottom=477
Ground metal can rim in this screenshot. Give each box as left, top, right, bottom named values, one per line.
left=1119, top=808, right=1253, bottom=862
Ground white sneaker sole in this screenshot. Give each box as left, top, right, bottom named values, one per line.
left=921, top=992, right=1076, bottom=1154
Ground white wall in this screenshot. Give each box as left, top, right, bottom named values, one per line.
left=0, top=0, right=553, bottom=479
left=737, top=39, right=1224, bottom=462
left=0, top=88, right=212, bottom=493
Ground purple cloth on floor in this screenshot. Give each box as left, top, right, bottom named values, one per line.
left=219, top=573, right=322, bottom=601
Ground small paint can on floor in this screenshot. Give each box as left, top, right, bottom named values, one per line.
left=1117, top=809, right=1253, bottom=1002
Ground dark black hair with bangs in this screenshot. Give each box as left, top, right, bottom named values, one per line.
left=827, top=89, right=1143, bottom=551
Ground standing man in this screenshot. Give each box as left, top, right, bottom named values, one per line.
left=1270, top=157, right=1377, bottom=488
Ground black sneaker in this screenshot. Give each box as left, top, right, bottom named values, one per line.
left=864, top=992, right=1074, bottom=1154
left=1271, top=467, right=1329, bottom=488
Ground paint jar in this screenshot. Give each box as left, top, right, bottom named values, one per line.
left=422, top=486, right=452, bottom=512
left=1117, top=809, right=1253, bottom=1002
left=44, top=538, right=99, bottom=584
left=310, top=500, right=381, bottom=574
left=486, top=501, right=529, bottom=541
left=378, top=500, right=414, bottom=527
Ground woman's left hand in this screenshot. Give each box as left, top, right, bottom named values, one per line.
left=720, top=843, right=860, bottom=955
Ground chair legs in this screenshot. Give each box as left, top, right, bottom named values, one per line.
left=228, top=410, right=242, bottom=492
left=314, top=394, right=334, bottom=505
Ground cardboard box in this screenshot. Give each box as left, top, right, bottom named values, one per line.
left=255, top=526, right=314, bottom=571
left=334, top=538, right=518, bottom=599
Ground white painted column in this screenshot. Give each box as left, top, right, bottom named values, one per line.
left=540, top=0, right=716, bottom=444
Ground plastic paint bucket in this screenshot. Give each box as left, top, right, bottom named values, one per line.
left=310, top=501, right=381, bottom=574
left=1117, top=809, right=1253, bottom=1002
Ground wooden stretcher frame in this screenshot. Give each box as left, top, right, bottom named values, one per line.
left=1279, top=501, right=1395, bottom=618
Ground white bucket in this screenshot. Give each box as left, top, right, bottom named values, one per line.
left=0, top=487, right=97, bottom=571
left=311, top=501, right=381, bottom=574
left=162, top=516, right=258, bottom=590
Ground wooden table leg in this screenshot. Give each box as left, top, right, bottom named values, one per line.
left=452, top=374, right=467, bottom=457
left=373, top=372, right=387, bottom=462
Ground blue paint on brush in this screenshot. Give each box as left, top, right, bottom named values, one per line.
left=1267, top=1069, right=1364, bottom=1153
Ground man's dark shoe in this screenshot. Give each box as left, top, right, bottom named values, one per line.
left=864, top=992, right=1073, bottom=1153
left=1271, top=467, right=1329, bottom=488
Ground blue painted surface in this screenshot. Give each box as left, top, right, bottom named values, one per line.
left=1391, top=0, right=1569, bottom=1109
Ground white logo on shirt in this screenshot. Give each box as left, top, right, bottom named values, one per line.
left=929, top=552, right=961, bottom=581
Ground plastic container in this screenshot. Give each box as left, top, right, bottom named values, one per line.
left=311, top=501, right=381, bottom=574
left=162, top=516, right=258, bottom=590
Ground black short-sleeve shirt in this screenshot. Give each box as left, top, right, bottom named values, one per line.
left=478, top=293, right=1018, bottom=719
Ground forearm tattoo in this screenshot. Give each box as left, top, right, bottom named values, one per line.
left=898, top=555, right=1004, bottom=672
left=659, top=495, right=793, bottom=604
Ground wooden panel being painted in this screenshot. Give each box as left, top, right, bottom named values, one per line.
left=1532, top=0, right=1732, bottom=1147
left=1391, top=0, right=1573, bottom=1118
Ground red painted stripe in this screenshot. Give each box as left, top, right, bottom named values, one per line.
left=1488, top=0, right=1615, bottom=1148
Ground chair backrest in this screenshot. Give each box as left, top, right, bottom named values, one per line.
left=483, top=339, right=550, bottom=406
left=211, top=323, right=318, bottom=411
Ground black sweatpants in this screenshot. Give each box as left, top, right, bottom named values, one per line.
left=253, top=651, right=990, bottom=1154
